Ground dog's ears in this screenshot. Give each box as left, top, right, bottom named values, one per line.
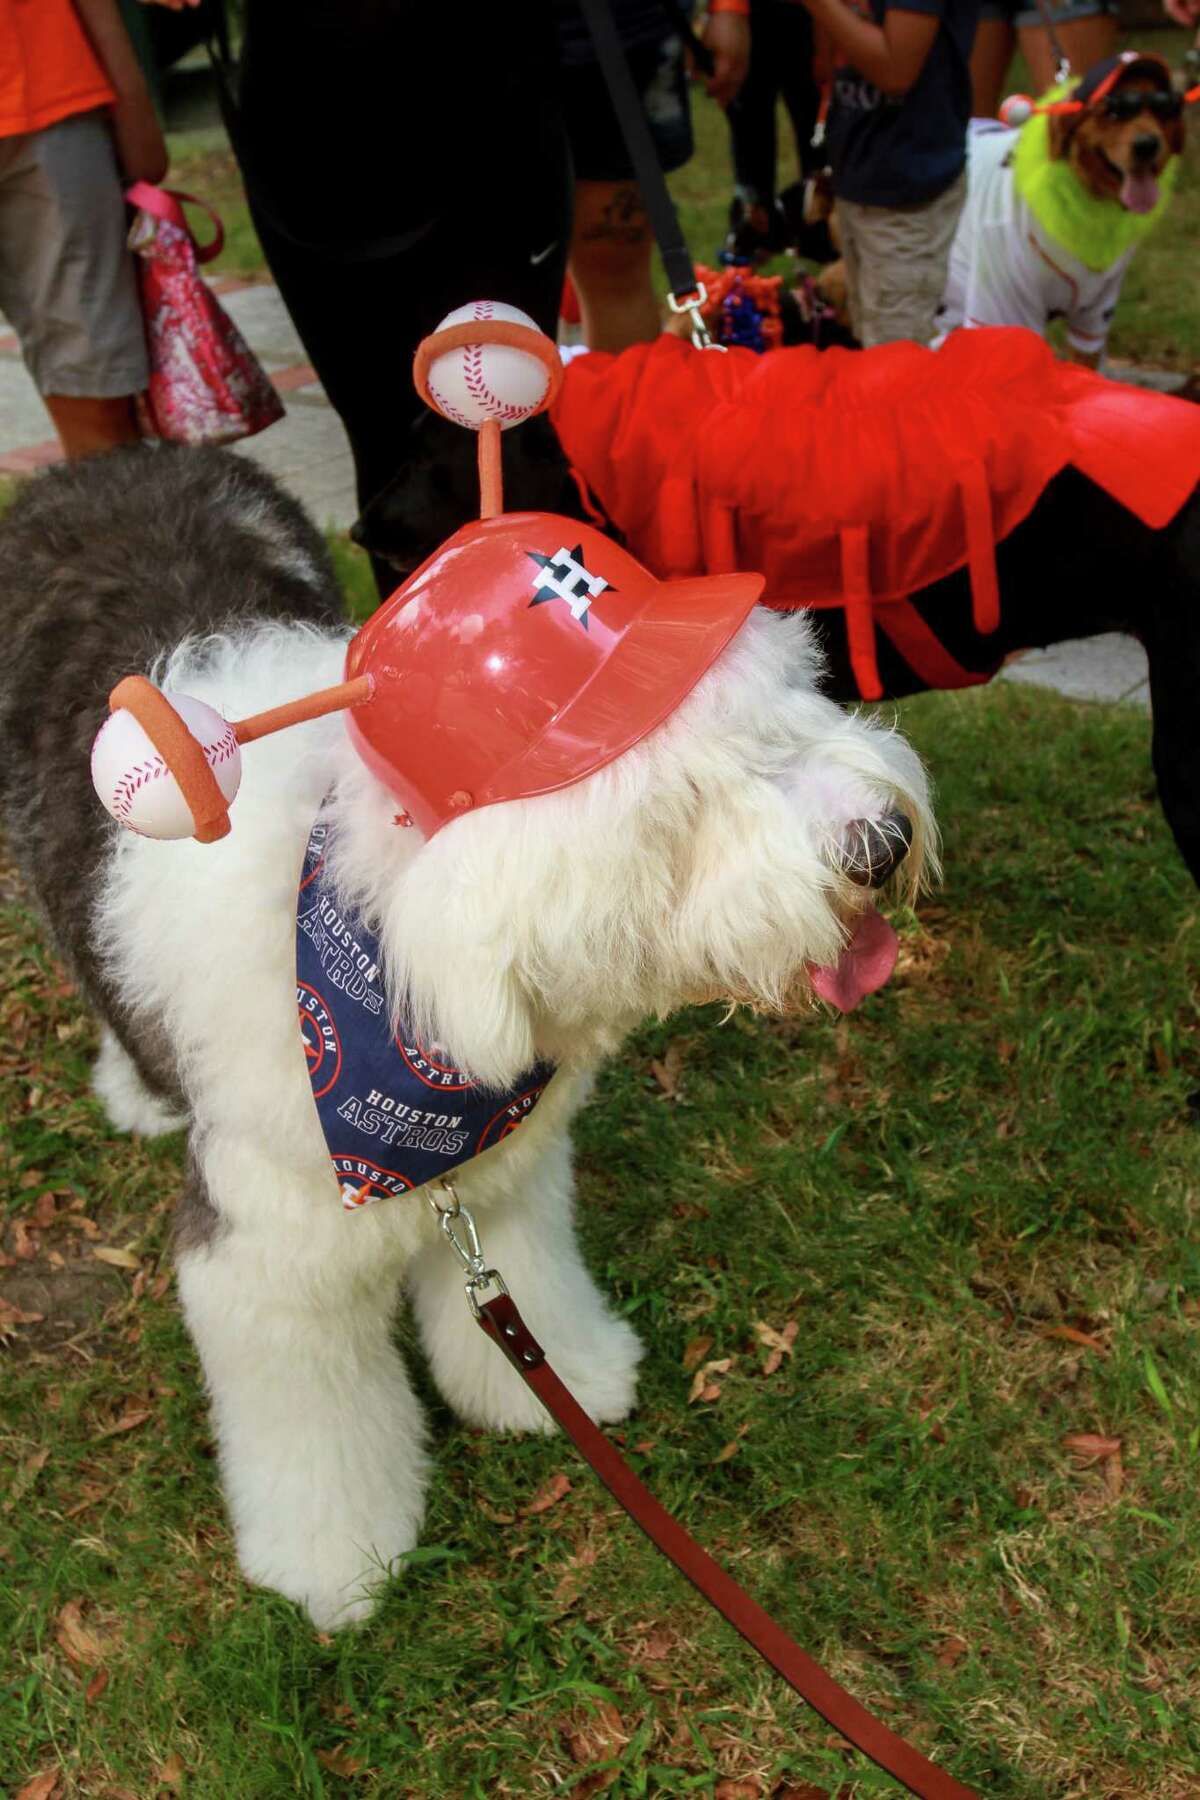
left=414, top=949, right=538, bottom=1093
left=1047, top=108, right=1081, bottom=159
left=386, top=852, right=539, bottom=1090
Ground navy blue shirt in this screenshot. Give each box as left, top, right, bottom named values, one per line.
left=825, top=0, right=978, bottom=208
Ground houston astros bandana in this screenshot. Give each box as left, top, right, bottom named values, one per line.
left=296, top=812, right=555, bottom=1210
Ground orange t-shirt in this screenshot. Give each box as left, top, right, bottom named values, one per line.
left=0, top=0, right=115, bottom=139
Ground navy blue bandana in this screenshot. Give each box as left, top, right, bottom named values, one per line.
left=296, top=813, right=555, bottom=1211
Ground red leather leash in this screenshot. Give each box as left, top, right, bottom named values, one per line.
left=476, top=1289, right=982, bottom=1800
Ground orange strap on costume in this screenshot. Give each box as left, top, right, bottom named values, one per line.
left=958, top=463, right=1001, bottom=638
left=413, top=320, right=564, bottom=518
left=838, top=527, right=882, bottom=703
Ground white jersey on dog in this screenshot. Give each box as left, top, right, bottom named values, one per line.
left=938, top=121, right=1132, bottom=357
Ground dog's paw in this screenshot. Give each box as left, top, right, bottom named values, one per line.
left=92, top=1027, right=186, bottom=1138
left=444, top=1303, right=644, bottom=1436
left=237, top=1516, right=421, bottom=1631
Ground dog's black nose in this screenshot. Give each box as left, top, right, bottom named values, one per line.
left=839, top=812, right=913, bottom=889
left=1132, top=131, right=1161, bottom=164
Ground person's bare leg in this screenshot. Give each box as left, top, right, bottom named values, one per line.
left=44, top=394, right=141, bottom=460
left=569, top=179, right=661, bottom=353
left=970, top=16, right=1017, bottom=117
left=1018, top=11, right=1116, bottom=92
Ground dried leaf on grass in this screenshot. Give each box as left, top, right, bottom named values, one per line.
left=91, top=1246, right=141, bottom=1271
left=519, top=1473, right=571, bottom=1516
left=55, top=1600, right=119, bottom=1670
left=84, top=1668, right=109, bottom=1704
left=316, top=1747, right=363, bottom=1777
left=156, top=1753, right=186, bottom=1788
left=754, top=1318, right=798, bottom=1375
left=0, top=1300, right=45, bottom=1334
left=1064, top=1433, right=1124, bottom=1497
left=93, top=1406, right=154, bottom=1441
left=32, top=1193, right=60, bottom=1228
left=715, top=1782, right=764, bottom=1799
left=62, top=1214, right=101, bottom=1240
left=682, top=1334, right=714, bottom=1372
left=714, top=1424, right=750, bottom=1464
left=63, top=1479, right=112, bottom=1518
left=14, top=1773, right=61, bottom=1800
left=688, top=1357, right=733, bottom=1404
left=935, top=1635, right=970, bottom=1667
left=564, top=1700, right=629, bottom=1793
left=12, top=1220, right=39, bottom=1260
left=3, top=1446, right=48, bottom=1514
left=1042, top=1325, right=1107, bottom=1355
left=649, top=1041, right=686, bottom=1099
left=1063, top=1433, right=1122, bottom=1462
left=477, top=1499, right=517, bottom=1526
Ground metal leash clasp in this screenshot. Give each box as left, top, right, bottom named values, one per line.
left=668, top=282, right=725, bottom=352
left=427, top=1183, right=508, bottom=1318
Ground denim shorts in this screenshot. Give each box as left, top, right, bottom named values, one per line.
left=978, top=0, right=1116, bottom=27
left=561, top=33, right=694, bottom=182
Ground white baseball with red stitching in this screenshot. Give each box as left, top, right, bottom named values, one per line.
left=426, top=301, right=551, bottom=432
left=90, top=691, right=242, bottom=841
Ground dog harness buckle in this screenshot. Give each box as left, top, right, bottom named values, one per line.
left=427, top=1183, right=509, bottom=1318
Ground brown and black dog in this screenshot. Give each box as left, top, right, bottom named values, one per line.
left=1047, top=50, right=1185, bottom=221
left=937, top=51, right=1188, bottom=365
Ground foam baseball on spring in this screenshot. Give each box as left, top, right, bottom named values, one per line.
left=998, top=93, right=1034, bottom=127
left=91, top=692, right=241, bottom=840
left=426, top=301, right=550, bottom=431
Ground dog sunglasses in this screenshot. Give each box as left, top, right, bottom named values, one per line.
left=1099, top=87, right=1184, bottom=122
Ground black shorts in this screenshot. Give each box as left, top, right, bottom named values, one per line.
left=561, top=32, right=694, bottom=183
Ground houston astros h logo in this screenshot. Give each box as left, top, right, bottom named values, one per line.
left=527, top=545, right=612, bottom=630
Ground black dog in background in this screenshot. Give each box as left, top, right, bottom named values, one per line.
left=355, top=412, right=1200, bottom=890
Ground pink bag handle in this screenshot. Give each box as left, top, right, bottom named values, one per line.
left=125, top=182, right=225, bottom=265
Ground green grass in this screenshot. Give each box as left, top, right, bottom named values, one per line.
left=165, top=128, right=266, bottom=282
left=4, top=676, right=1200, bottom=1799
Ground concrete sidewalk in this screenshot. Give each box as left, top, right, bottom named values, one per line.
left=0, top=278, right=358, bottom=529
left=0, top=280, right=1165, bottom=710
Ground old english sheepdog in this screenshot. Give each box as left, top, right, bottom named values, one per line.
left=0, top=444, right=935, bottom=1628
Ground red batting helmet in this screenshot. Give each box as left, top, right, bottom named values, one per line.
left=344, top=512, right=764, bottom=838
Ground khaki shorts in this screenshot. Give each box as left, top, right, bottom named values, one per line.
left=838, top=170, right=967, bottom=349
left=0, top=108, right=148, bottom=398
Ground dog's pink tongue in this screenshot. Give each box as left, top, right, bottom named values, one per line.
left=1121, top=169, right=1160, bottom=215
left=809, top=909, right=898, bottom=1012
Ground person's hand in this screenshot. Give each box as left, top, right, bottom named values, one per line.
left=700, top=12, right=751, bottom=107
left=1163, top=0, right=1200, bottom=21
left=110, top=85, right=168, bottom=183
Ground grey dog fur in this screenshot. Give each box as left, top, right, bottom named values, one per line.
left=0, top=442, right=347, bottom=1122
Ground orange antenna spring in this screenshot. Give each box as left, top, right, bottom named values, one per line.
left=478, top=419, right=503, bottom=520
left=231, top=674, right=374, bottom=745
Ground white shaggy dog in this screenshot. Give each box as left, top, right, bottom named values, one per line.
left=0, top=446, right=934, bottom=1628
